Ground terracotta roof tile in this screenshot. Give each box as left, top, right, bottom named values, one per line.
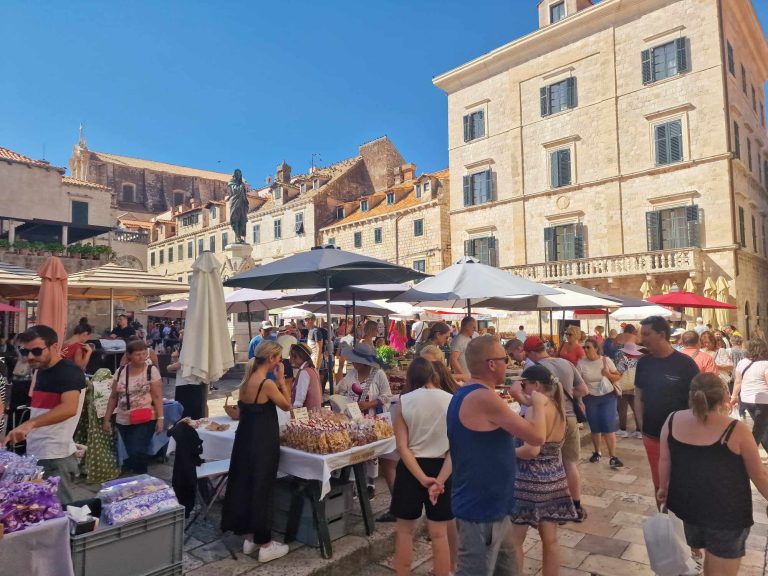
left=0, top=146, right=65, bottom=171
left=327, top=190, right=423, bottom=228
left=62, top=176, right=111, bottom=190
left=90, top=151, right=234, bottom=183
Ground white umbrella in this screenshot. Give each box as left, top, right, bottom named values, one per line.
left=179, top=252, right=234, bottom=385
left=282, top=300, right=395, bottom=318
left=484, top=286, right=621, bottom=311
left=142, top=298, right=189, bottom=319
left=610, top=305, right=676, bottom=321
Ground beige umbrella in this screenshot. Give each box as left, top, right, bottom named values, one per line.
left=0, top=261, right=40, bottom=298
left=715, top=276, right=731, bottom=329
left=640, top=280, right=652, bottom=299
left=683, top=278, right=698, bottom=328
left=702, top=277, right=717, bottom=328
left=661, top=281, right=671, bottom=295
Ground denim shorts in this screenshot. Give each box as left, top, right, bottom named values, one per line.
left=683, top=522, right=750, bottom=559
left=583, top=393, right=618, bottom=434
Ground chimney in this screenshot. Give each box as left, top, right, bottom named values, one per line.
left=401, top=163, right=416, bottom=182
left=277, top=161, right=291, bottom=184
left=392, top=166, right=404, bottom=185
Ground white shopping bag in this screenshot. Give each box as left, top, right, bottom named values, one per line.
left=642, top=509, right=690, bottom=576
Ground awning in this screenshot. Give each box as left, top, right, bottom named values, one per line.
left=0, top=261, right=41, bottom=298
left=66, top=263, right=189, bottom=301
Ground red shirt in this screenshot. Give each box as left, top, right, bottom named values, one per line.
left=559, top=344, right=585, bottom=366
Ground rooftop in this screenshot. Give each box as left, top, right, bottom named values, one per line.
left=0, top=146, right=65, bottom=172
left=90, top=151, right=234, bottom=183
left=62, top=176, right=111, bottom=191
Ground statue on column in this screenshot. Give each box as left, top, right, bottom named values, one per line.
left=228, top=169, right=248, bottom=244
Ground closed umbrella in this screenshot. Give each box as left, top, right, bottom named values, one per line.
left=661, top=282, right=671, bottom=295
left=715, top=276, right=731, bottom=329
left=36, top=257, right=68, bottom=344
left=702, top=277, right=718, bottom=328
left=179, top=252, right=234, bottom=385
left=683, top=278, right=698, bottom=327
left=640, top=280, right=651, bottom=300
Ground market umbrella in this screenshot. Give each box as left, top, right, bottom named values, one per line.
left=0, top=261, right=40, bottom=298
left=715, top=276, right=731, bottom=329
left=610, top=305, right=677, bottom=321
left=640, top=280, right=652, bottom=300
left=179, top=252, right=234, bottom=385
left=390, top=257, right=558, bottom=312
left=0, top=302, right=22, bottom=312
left=683, top=278, right=698, bottom=327
left=702, top=277, right=718, bottom=328
left=224, top=288, right=307, bottom=339
left=142, top=299, right=189, bottom=319
left=647, top=291, right=736, bottom=309
left=284, top=300, right=395, bottom=318
left=36, top=257, right=68, bottom=344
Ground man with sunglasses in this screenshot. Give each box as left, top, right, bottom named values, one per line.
left=3, top=325, right=85, bottom=504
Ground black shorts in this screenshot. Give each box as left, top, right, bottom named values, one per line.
left=683, top=522, right=750, bottom=559
left=390, top=458, right=453, bottom=522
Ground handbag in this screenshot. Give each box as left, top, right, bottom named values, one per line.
left=599, top=357, right=622, bottom=396
left=121, top=365, right=155, bottom=425
left=563, top=387, right=587, bottom=423
left=642, top=508, right=694, bottom=576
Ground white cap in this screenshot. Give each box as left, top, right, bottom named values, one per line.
left=696, top=317, right=703, bottom=323
left=261, top=320, right=274, bottom=330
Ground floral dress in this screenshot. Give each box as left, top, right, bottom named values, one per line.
left=74, top=369, right=121, bottom=483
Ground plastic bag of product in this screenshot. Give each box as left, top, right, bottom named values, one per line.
left=97, top=474, right=169, bottom=504
left=642, top=509, right=690, bottom=576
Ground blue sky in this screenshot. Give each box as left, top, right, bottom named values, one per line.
left=1, top=1, right=767, bottom=184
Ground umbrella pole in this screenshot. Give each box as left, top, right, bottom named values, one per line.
left=538, top=310, right=543, bottom=339
left=549, top=309, right=553, bottom=342
left=110, top=288, right=114, bottom=331
left=466, top=299, right=472, bottom=316
left=352, top=297, right=357, bottom=345
left=605, top=310, right=610, bottom=334
left=246, top=301, right=253, bottom=340
left=325, top=275, right=333, bottom=396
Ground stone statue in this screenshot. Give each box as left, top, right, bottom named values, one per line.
left=228, top=169, right=248, bottom=244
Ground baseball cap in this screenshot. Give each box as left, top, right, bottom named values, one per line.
left=521, top=364, right=553, bottom=384
left=261, top=320, right=274, bottom=330
left=523, top=336, right=545, bottom=353
left=304, top=312, right=316, bottom=321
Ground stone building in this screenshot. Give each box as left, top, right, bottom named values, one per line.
left=319, top=169, right=451, bottom=275
left=434, top=0, right=768, bottom=336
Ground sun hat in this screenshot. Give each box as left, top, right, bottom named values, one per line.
left=341, top=342, right=381, bottom=367
left=290, top=342, right=313, bottom=363
left=523, top=336, right=546, bottom=353
left=619, top=342, right=645, bottom=357
left=521, top=364, right=553, bottom=384
left=261, top=320, right=274, bottom=330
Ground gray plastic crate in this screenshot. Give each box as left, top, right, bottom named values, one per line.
left=273, top=479, right=353, bottom=519
left=273, top=509, right=351, bottom=548
left=70, top=506, right=184, bottom=576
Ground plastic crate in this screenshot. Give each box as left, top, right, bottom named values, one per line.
left=273, top=478, right=353, bottom=520
left=273, top=509, right=351, bottom=548
left=70, top=506, right=184, bottom=576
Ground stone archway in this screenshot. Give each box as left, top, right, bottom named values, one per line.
left=115, top=255, right=144, bottom=271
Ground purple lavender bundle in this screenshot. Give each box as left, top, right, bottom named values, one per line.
left=0, top=478, right=64, bottom=533
left=0, top=451, right=20, bottom=477
left=102, top=488, right=179, bottom=525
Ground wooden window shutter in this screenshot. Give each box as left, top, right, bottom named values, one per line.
left=463, top=175, right=472, bottom=206
left=558, top=149, right=572, bottom=186
left=540, top=86, right=550, bottom=117
left=573, top=223, right=585, bottom=258
left=641, top=49, right=653, bottom=84
left=544, top=227, right=556, bottom=262
left=669, top=121, right=683, bottom=162
left=550, top=151, right=559, bottom=188
left=464, top=239, right=475, bottom=258
left=566, top=77, right=577, bottom=109
left=483, top=169, right=493, bottom=202
left=675, top=37, right=688, bottom=74
left=488, top=236, right=498, bottom=267
left=476, top=110, right=485, bottom=139
left=733, top=122, right=741, bottom=159
left=655, top=123, right=669, bottom=165
left=646, top=211, right=661, bottom=251
left=685, top=205, right=700, bottom=247
left=463, top=115, right=470, bottom=142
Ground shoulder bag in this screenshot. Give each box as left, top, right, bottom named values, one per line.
left=121, top=365, right=155, bottom=425
left=562, top=386, right=587, bottom=423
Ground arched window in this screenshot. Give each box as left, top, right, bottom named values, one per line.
left=121, top=183, right=136, bottom=203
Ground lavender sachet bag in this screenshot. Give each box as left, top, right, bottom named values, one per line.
left=0, top=478, right=64, bottom=534
left=102, top=488, right=179, bottom=525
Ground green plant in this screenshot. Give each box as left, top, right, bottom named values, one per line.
left=66, top=243, right=83, bottom=254
left=94, top=245, right=113, bottom=256
left=79, top=244, right=95, bottom=258
left=0, top=239, right=9, bottom=249
left=376, top=345, right=397, bottom=368
left=46, top=243, right=66, bottom=254
left=13, top=240, right=31, bottom=251
left=31, top=242, right=45, bottom=253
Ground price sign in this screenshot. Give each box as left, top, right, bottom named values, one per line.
left=345, top=402, right=363, bottom=421
left=292, top=407, right=309, bottom=423
left=349, top=447, right=375, bottom=465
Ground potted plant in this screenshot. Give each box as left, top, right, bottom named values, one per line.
left=66, top=243, right=83, bottom=259
left=94, top=245, right=114, bottom=261
left=80, top=244, right=96, bottom=260
left=31, top=242, right=46, bottom=256
left=48, top=243, right=66, bottom=256
left=0, top=239, right=9, bottom=253
left=13, top=240, right=31, bottom=255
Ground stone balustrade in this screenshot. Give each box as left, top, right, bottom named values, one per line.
left=112, top=229, right=149, bottom=244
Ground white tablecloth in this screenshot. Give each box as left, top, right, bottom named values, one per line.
left=195, top=416, right=396, bottom=498
left=0, top=516, right=74, bottom=576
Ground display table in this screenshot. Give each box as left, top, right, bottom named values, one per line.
left=192, top=416, right=395, bottom=558
left=0, top=516, right=74, bottom=576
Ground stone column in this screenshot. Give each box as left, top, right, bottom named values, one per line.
left=61, top=225, right=69, bottom=246
left=224, top=242, right=252, bottom=272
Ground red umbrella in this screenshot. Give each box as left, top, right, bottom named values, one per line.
left=0, top=302, right=22, bottom=312
left=647, top=291, right=736, bottom=309
left=36, top=256, right=69, bottom=344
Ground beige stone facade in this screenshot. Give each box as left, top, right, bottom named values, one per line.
left=434, top=0, right=768, bottom=337
left=319, top=170, right=451, bottom=275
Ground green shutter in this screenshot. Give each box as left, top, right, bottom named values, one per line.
left=566, top=77, right=577, bottom=109
left=558, top=150, right=572, bottom=186
left=476, top=110, right=485, bottom=138
left=464, top=239, right=475, bottom=257
left=734, top=122, right=741, bottom=159
left=646, top=211, right=661, bottom=251
left=669, top=121, right=683, bottom=162
left=488, top=236, right=498, bottom=267
left=463, top=175, right=472, bottom=206
left=483, top=170, right=493, bottom=202
left=642, top=49, right=653, bottom=84
left=684, top=205, right=700, bottom=247
left=540, top=86, right=550, bottom=117
left=655, top=123, right=669, bottom=165
left=675, top=37, right=688, bottom=73
left=463, top=115, right=470, bottom=142
left=550, top=151, right=559, bottom=188
left=574, top=223, right=585, bottom=258
left=544, top=227, right=556, bottom=262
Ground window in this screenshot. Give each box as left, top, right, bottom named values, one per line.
left=544, top=223, right=585, bottom=261
left=462, top=170, right=494, bottom=206
left=159, top=250, right=164, bottom=265
left=121, top=183, right=135, bottom=203
left=646, top=206, right=700, bottom=251
left=747, top=139, right=753, bottom=172
left=210, top=205, right=217, bottom=219
left=177, top=244, right=183, bottom=260
left=187, top=241, right=193, bottom=259
left=150, top=252, right=156, bottom=267
left=752, top=86, right=757, bottom=112
left=197, top=238, right=203, bottom=255
left=209, top=236, right=216, bottom=252
left=464, top=236, right=498, bottom=266
left=173, top=192, right=184, bottom=206
left=414, top=219, right=424, bottom=237
left=300, top=182, right=307, bottom=194
left=386, top=192, right=395, bottom=205
left=415, top=184, right=421, bottom=198
left=741, top=65, right=747, bottom=94
left=222, top=232, right=228, bottom=248
left=655, top=120, right=684, bottom=165
left=178, top=277, right=183, bottom=283
left=295, top=212, right=304, bottom=235
left=360, top=200, right=369, bottom=212
left=71, top=201, right=89, bottom=225
left=374, top=228, right=382, bottom=244
left=168, top=247, right=174, bottom=263
left=187, top=274, right=192, bottom=284
left=541, top=78, right=577, bottom=117
left=463, top=110, right=485, bottom=142
left=752, top=215, right=758, bottom=252
left=733, top=122, right=741, bottom=159
left=253, top=224, right=261, bottom=244
left=727, top=41, right=735, bottom=75
left=354, top=231, right=362, bottom=248
left=739, top=207, right=746, bottom=247
left=274, top=219, right=282, bottom=240
left=412, top=259, right=426, bottom=274
left=642, top=38, right=688, bottom=84
left=550, top=1, right=565, bottom=23
left=327, top=237, right=336, bottom=246
left=550, top=149, right=572, bottom=187
left=181, top=213, right=199, bottom=227
left=336, top=206, right=345, bottom=219
left=764, top=160, right=768, bottom=186
left=423, top=181, right=430, bottom=193
left=313, top=179, right=319, bottom=190
left=274, top=186, right=282, bottom=200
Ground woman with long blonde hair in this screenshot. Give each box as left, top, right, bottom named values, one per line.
left=389, top=320, right=408, bottom=354
left=221, top=341, right=293, bottom=563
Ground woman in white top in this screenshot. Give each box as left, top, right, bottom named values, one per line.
left=391, top=358, right=454, bottom=576
left=730, top=338, right=768, bottom=452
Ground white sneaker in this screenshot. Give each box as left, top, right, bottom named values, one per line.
left=258, top=541, right=289, bottom=563
left=632, top=431, right=643, bottom=439
left=242, top=539, right=257, bottom=555
left=616, top=430, right=629, bottom=438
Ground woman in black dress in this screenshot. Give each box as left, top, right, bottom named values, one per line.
left=221, top=341, right=292, bottom=562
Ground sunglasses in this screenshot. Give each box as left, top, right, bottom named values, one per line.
left=486, top=356, right=510, bottom=364
left=20, top=346, right=47, bottom=357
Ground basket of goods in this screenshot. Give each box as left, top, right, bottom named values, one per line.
left=281, top=412, right=353, bottom=454
left=223, top=394, right=240, bottom=421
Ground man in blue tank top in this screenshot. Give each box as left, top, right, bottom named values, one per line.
left=446, top=335, right=547, bottom=575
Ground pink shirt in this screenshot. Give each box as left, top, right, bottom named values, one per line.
left=389, top=331, right=407, bottom=354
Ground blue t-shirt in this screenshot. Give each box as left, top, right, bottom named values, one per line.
left=248, top=333, right=277, bottom=359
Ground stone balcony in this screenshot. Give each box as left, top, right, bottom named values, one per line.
left=505, top=248, right=702, bottom=283
left=111, top=229, right=149, bottom=244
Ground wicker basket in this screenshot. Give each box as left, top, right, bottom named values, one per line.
left=223, top=395, right=240, bottom=421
